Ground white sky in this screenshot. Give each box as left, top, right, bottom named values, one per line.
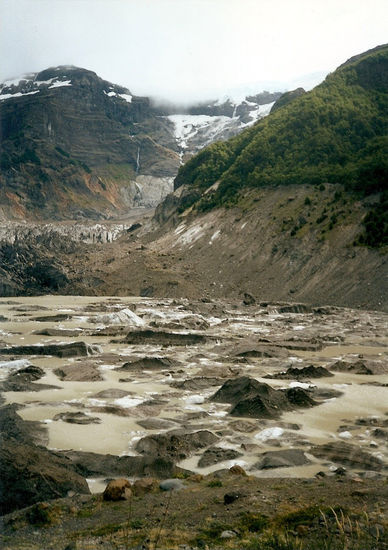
left=1, top=0, right=387, bottom=102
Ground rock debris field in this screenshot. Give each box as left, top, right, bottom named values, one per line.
left=0, top=295, right=387, bottom=501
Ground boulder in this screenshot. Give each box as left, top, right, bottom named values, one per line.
left=329, top=360, right=373, bottom=375
left=242, top=292, right=256, bottom=306
left=228, top=420, right=258, bottom=433
left=265, top=365, right=333, bottom=380
left=275, top=340, right=324, bottom=352
left=60, top=450, right=186, bottom=479
left=0, top=365, right=60, bottom=392
left=253, top=449, right=310, bottom=469
left=229, top=465, right=247, bottom=476
left=0, top=341, right=101, bottom=358
left=103, top=479, right=132, bottom=501
left=211, top=376, right=317, bottom=419
left=312, top=388, right=344, bottom=400
left=355, top=417, right=388, bottom=427
left=223, top=492, right=240, bottom=505
left=91, top=389, right=132, bottom=398
left=234, top=345, right=288, bottom=359
left=120, top=329, right=206, bottom=346
left=370, top=428, right=388, bottom=441
left=170, top=377, right=223, bottom=390
left=6, top=365, right=44, bottom=381
left=132, top=477, right=158, bottom=496
left=276, top=304, right=313, bottom=314
left=117, top=356, right=176, bottom=371
left=159, top=478, right=185, bottom=491
left=54, top=362, right=103, bottom=381
left=90, top=405, right=134, bottom=417
left=220, top=530, right=237, bottom=539
left=198, top=447, right=242, bottom=467
left=135, top=430, right=218, bottom=461
left=33, top=328, right=83, bottom=337
left=32, top=313, right=73, bottom=322
left=53, top=412, right=102, bottom=425
left=136, top=418, right=178, bottom=430
left=310, top=441, right=384, bottom=471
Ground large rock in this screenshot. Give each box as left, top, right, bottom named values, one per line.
left=135, top=430, right=218, bottom=461
left=32, top=313, right=73, bottom=322
left=103, top=479, right=132, bottom=501
left=253, top=449, right=310, bottom=469
left=233, top=345, right=288, bottom=359
left=0, top=365, right=59, bottom=392
left=0, top=341, right=101, bottom=358
left=60, top=450, right=185, bottom=478
left=53, top=412, right=102, bottom=425
left=54, top=362, right=103, bottom=381
left=159, top=479, right=185, bottom=491
left=117, top=356, right=176, bottom=371
left=170, top=377, right=223, bottom=390
left=136, top=418, right=178, bottom=430
left=198, top=447, right=242, bottom=467
left=265, top=365, right=333, bottom=380
left=120, top=329, right=206, bottom=346
left=310, top=441, right=384, bottom=471
left=132, top=477, right=158, bottom=495
left=33, top=328, right=83, bottom=337
left=0, top=365, right=49, bottom=392
left=91, top=388, right=132, bottom=398
left=211, top=376, right=317, bottom=418
left=329, top=360, right=373, bottom=375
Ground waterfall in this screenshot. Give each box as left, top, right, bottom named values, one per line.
left=136, top=146, right=140, bottom=174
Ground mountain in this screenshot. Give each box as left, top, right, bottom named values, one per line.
left=172, top=44, right=388, bottom=247
left=0, top=67, right=280, bottom=221
left=0, top=66, right=180, bottom=220
left=0, top=47, right=386, bottom=308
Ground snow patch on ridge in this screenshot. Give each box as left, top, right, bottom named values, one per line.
left=48, top=80, right=72, bottom=89
left=0, top=90, right=40, bottom=101
left=103, top=90, right=132, bottom=103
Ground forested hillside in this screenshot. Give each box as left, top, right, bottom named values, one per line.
left=174, top=45, right=388, bottom=246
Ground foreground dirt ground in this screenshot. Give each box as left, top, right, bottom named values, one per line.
left=1, top=471, right=387, bottom=549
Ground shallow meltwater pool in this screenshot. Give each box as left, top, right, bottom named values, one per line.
left=0, top=295, right=387, bottom=489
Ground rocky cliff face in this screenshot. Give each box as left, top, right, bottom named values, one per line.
left=0, top=67, right=280, bottom=221
left=0, top=66, right=180, bottom=220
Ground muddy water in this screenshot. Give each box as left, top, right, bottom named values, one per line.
left=0, top=296, right=387, bottom=489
